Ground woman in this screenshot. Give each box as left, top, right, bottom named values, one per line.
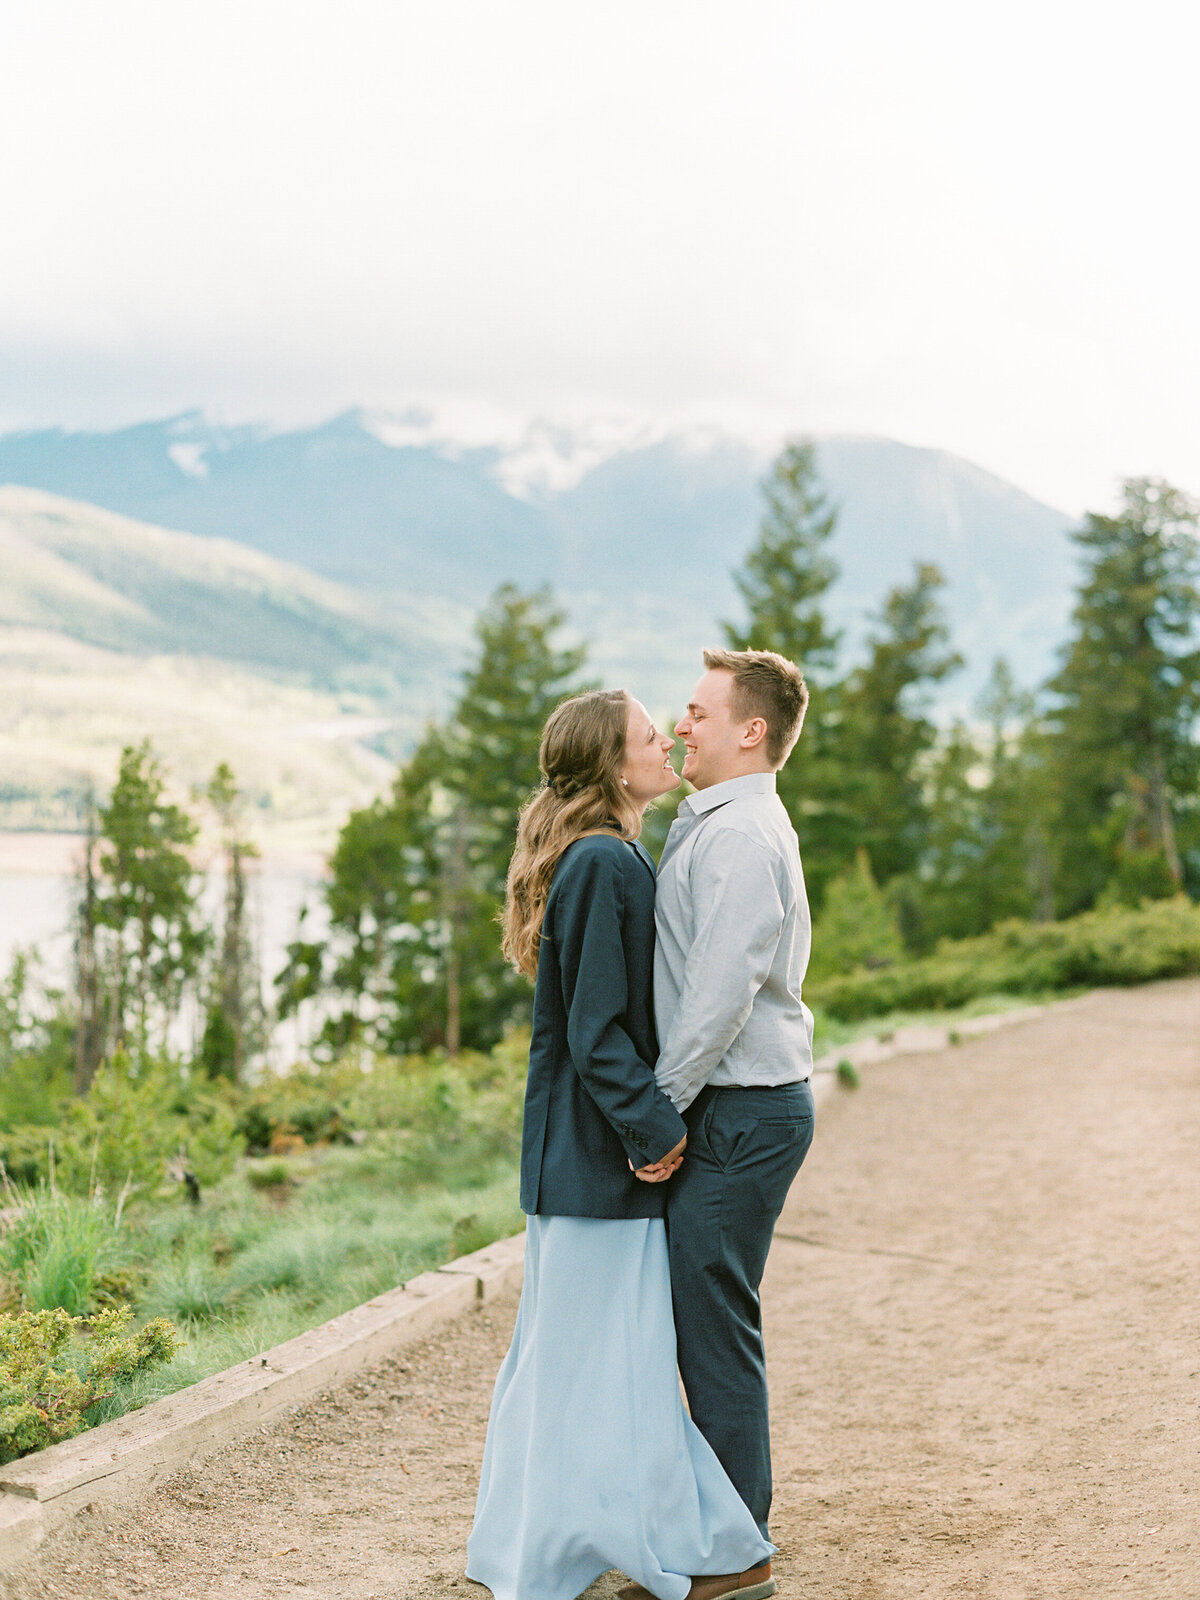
left=466, top=689, right=775, bottom=1600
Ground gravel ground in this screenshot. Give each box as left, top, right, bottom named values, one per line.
left=3, top=978, right=1198, bottom=1600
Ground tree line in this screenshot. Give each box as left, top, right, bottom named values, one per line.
left=309, top=443, right=1200, bottom=1054
left=9, top=439, right=1200, bottom=1082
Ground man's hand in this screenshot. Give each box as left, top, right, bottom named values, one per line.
left=631, top=1133, right=687, bottom=1183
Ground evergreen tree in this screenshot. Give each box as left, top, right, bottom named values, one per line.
left=72, top=793, right=104, bottom=1094
left=839, top=563, right=961, bottom=908
left=808, top=849, right=903, bottom=983
left=976, top=661, right=1056, bottom=926
left=725, top=439, right=841, bottom=671
left=1046, top=478, right=1200, bottom=910
left=198, top=763, right=264, bottom=1081
left=908, top=721, right=989, bottom=948
left=321, top=585, right=588, bottom=1054
left=273, top=903, right=326, bottom=1051
left=95, top=743, right=206, bottom=1053
left=451, top=585, right=589, bottom=885
left=322, top=726, right=448, bottom=1053
left=723, top=438, right=851, bottom=906
left=911, top=665, right=1047, bottom=948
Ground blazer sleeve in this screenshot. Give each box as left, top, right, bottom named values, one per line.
left=554, top=846, right=687, bottom=1168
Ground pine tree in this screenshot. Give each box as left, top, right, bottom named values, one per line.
left=808, top=849, right=903, bottom=983
left=321, top=586, right=588, bottom=1054
left=72, top=793, right=104, bottom=1094
left=198, top=763, right=264, bottom=1081
left=449, top=584, right=589, bottom=887
left=911, top=664, right=1047, bottom=948
left=724, top=438, right=850, bottom=906
left=725, top=439, right=841, bottom=671
left=839, top=563, right=962, bottom=906
left=976, top=660, right=1056, bottom=926
left=322, top=726, right=448, bottom=1053
left=1046, top=478, right=1200, bottom=910
left=95, top=743, right=206, bottom=1053
left=273, top=903, right=326, bottom=1053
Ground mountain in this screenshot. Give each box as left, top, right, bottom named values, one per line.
left=813, top=438, right=1079, bottom=674
left=0, top=412, right=1081, bottom=706
left=0, top=487, right=469, bottom=844
left=0, top=484, right=466, bottom=692
left=0, top=413, right=553, bottom=595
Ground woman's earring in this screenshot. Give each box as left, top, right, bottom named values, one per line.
left=620, top=778, right=628, bottom=787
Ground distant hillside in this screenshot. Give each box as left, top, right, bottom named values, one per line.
left=0, top=412, right=1080, bottom=703
left=0, top=485, right=464, bottom=694
left=814, top=438, right=1080, bottom=674
left=0, top=413, right=552, bottom=596
left=0, top=488, right=471, bottom=844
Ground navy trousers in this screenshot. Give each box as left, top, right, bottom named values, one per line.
left=667, top=1081, right=815, bottom=1541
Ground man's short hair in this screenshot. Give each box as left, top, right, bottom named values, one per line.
left=702, top=646, right=809, bottom=767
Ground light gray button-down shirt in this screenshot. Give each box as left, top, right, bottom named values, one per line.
left=653, top=770, right=814, bottom=1111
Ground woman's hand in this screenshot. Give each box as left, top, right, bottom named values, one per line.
left=631, top=1133, right=687, bottom=1183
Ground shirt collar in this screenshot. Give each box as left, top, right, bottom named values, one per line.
left=682, top=770, right=777, bottom=817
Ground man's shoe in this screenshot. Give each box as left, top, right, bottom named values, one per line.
left=617, top=1562, right=776, bottom=1600
left=687, top=1563, right=776, bottom=1600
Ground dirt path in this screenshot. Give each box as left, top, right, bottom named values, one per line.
left=4, top=979, right=1199, bottom=1600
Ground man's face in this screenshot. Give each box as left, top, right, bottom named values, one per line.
left=674, top=668, right=747, bottom=790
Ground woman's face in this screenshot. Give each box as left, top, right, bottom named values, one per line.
left=621, top=699, right=678, bottom=808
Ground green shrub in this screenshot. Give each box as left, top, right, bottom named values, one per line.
left=2, top=1053, right=245, bottom=1199
left=809, top=896, right=1200, bottom=1021
left=235, top=1077, right=351, bottom=1153
left=239, top=1039, right=526, bottom=1186
left=0, top=1305, right=179, bottom=1464
left=341, top=1043, right=524, bottom=1173
left=0, top=954, right=74, bottom=1131
left=0, top=1054, right=73, bottom=1135
left=245, top=1161, right=295, bottom=1191
left=0, top=1127, right=62, bottom=1188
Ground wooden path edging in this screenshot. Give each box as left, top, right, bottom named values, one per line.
left=811, top=1003, right=1046, bottom=1077
left=0, top=1235, right=526, bottom=1572
left=0, top=999, right=1052, bottom=1575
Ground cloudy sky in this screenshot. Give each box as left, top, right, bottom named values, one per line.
left=2, top=0, right=1197, bottom=514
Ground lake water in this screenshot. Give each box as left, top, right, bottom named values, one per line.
left=0, top=874, right=75, bottom=980
left=0, top=869, right=332, bottom=1063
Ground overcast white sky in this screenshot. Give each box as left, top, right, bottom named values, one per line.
left=2, top=0, right=1197, bottom=514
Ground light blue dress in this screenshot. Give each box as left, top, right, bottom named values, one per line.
left=466, top=1215, right=774, bottom=1600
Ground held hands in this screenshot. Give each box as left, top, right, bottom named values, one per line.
left=630, top=1133, right=687, bottom=1184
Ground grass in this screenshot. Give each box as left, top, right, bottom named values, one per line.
left=0, top=1188, right=135, bottom=1318
left=809, top=988, right=1066, bottom=1056
left=84, top=1138, right=524, bottom=1421
left=1, top=1126, right=525, bottom=1433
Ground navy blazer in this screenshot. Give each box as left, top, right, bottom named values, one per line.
left=519, top=833, right=688, bottom=1218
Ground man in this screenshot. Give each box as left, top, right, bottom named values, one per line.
left=626, top=646, right=815, bottom=1600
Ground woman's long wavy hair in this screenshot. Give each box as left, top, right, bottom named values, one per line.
left=502, top=689, right=642, bottom=980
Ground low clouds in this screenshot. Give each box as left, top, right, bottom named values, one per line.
left=2, top=0, right=1198, bottom=515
